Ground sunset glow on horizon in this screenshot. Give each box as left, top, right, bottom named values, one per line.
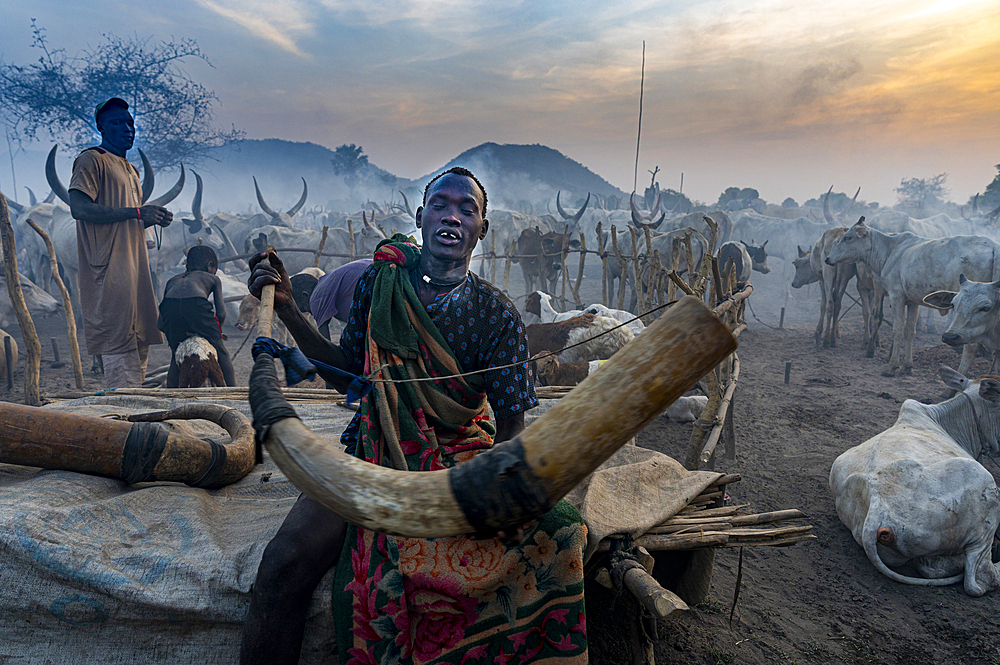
left=2, top=0, right=998, bottom=206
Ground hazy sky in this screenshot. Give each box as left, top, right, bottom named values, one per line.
left=2, top=0, right=998, bottom=207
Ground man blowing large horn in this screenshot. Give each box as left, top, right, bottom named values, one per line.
left=241, top=167, right=588, bottom=664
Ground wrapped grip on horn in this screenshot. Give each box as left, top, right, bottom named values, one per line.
left=449, top=437, right=555, bottom=537
left=250, top=352, right=302, bottom=443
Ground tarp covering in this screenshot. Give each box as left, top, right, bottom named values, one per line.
left=0, top=395, right=356, bottom=665
left=0, top=395, right=718, bottom=663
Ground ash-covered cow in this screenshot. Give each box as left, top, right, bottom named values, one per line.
left=923, top=275, right=1000, bottom=376
left=826, top=218, right=1000, bottom=376
left=830, top=366, right=1000, bottom=596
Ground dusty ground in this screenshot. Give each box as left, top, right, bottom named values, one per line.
left=4, top=260, right=1000, bottom=665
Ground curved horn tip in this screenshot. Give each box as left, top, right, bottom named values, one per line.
left=254, top=177, right=278, bottom=218
left=45, top=144, right=72, bottom=206
left=285, top=177, right=308, bottom=217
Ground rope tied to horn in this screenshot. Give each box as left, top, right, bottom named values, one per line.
left=251, top=336, right=372, bottom=406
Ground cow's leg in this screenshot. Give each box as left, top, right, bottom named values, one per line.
left=956, top=344, right=976, bottom=379
left=830, top=274, right=848, bottom=348
left=884, top=297, right=907, bottom=375
left=816, top=279, right=827, bottom=349
left=900, top=302, right=920, bottom=375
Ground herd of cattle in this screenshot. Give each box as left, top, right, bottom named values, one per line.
left=6, top=148, right=1000, bottom=595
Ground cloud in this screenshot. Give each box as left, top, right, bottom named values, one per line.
left=193, top=0, right=314, bottom=56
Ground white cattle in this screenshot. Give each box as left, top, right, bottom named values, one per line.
left=244, top=225, right=382, bottom=276
left=0, top=272, right=63, bottom=328
left=923, top=276, right=1000, bottom=376
left=826, top=219, right=1000, bottom=376
left=731, top=210, right=832, bottom=301
left=830, top=367, right=1000, bottom=596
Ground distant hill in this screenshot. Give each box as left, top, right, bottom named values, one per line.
left=3, top=139, right=626, bottom=215
left=420, top=143, right=626, bottom=213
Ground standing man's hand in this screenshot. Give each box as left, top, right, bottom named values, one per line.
left=248, top=251, right=297, bottom=313
left=140, top=204, right=173, bottom=228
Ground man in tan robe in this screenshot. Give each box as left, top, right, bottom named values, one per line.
left=68, top=97, right=173, bottom=387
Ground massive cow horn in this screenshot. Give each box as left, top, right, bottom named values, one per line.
left=399, top=191, right=415, bottom=218
left=630, top=191, right=644, bottom=226
left=44, top=189, right=55, bottom=204
left=6, top=197, right=25, bottom=215
left=45, top=145, right=72, bottom=205
left=823, top=185, right=835, bottom=224
left=191, top=170, right=204, bottom=225
left=211, top=222, right=250, bottom=271
left=0, top=403, right=255, bottom=488
left=572, top=192, right=590, bottom=223
left=25, top=187, right=37, bottom=207
left=556, top=191, right=571, bottom=220
left=286, top=177, right=308, bottom=217
left=651, top=190, right=662, bottom=218
left=254, top=177, right=279, bottom=219
left=139, top=149, right=156, bottom=203
left=146, top=164, right=185, bottom=208
left=250, top=295, right=737, bottom=538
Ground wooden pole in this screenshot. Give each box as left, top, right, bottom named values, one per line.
left=26, top=217, right=83, bottom=388
left=502, top=242, right=514, bottom=294
left=596, top=222, right=608, bottom=306
left=347, top=219, right=356, bottom=260
left=629, top=226, right=641, bottom=314
left=0, top=194, right=41, bottom=404
left=535, top=229, right=546, bottom=298
left=560, top=224, right=569, bottom=306
left=611, top=226, right=628, bottom=310
left=4, top=336, right=12, bottom=390
left=574, top=231, right=587, bottom=307
left=257, top=248, right=277, bottom=339
left=314, top=225, right=329, bottom=268
left=490, top=231, right=497, bottom=284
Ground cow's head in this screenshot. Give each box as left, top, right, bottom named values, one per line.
left=740, top=239, right=770, bottom=274
left=924, top=275, right=1000, bottom=348
left=938, top=365, right=1000, bottom=457
left=555, top=191, right=591, bottom=235
left=629, top=191, right=665, bottom=231
left=825, top=216, right=868, bottom=266
left=791, top=250, right=819, bottom=289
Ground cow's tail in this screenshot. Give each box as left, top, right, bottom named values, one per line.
left=861, top=512, right=964, bottom=587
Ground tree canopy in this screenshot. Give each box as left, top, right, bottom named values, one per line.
left=978, top=164, right=1000, bottom=210
left=716, top=187, right=760, bottom=207
left=894, top=173, right=948, bottom=214
left=0, top=21, right=242, bottom=170
left=330, top=143, right=370, bottom=188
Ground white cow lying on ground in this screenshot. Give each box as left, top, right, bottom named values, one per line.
left=830, top=366, right=1000, bottom=596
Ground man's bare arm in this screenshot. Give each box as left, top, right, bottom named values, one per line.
left=212, top=275, right=226, bottom=327
left=248, top=251, right=357, bottom=392
left=69, top=189, right=173, bottom=228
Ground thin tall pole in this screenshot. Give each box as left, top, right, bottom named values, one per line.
left=633, top=41, right=645, bottom=195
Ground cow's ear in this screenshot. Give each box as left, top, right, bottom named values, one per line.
left=939, top=365, right=970, bottom=392
left=980, top=378, right=1000, bottom=403
left=959, top=274, right=968, bottom=285
left=854, top=225, right=869, bottom=238
left=797, top=245, right=808, bottom=258
left=922, top=291, right=955, bottom=311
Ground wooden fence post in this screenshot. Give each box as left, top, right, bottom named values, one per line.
left=610, top=226, right=628, bottom=311
left=596, top=222, right=608, bottom=307
left=0, top=194, right=41, bottom=405
left=347, top=219, right=355, bottom=260
left=26, top=218, right=83, bottom=389
left=314, top=226, right=329, bottom=268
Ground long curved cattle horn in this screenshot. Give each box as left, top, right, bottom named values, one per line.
left=573, top=193, right=590, bottom=223
left=556, top=191, right=571, bottom=220
left=146, top=164, right=185, bottom=208
left=0, top=403, right=255, bottom=488
left=286, top=177, right=308, bottom=217
left=251, top=295, right=737, bottom=538
left=191, top=170, right=204, bottom=223
left=651, top=190, right=662, bottom=218
left=254, top=177, right=279, bottom=218
left=6, top=197, right=25, bottom=215
left=139, top=149, right=155, bottom=203
left=44, top=189, right=55, bottom=204
left=823, top=185, right=835, bottom=224
left=25, top=187, right=37, bottom=207
left=630, top=191, right=644, bottom=226
left=45, top=145, right=72, bottom=205
left=399, top=190, right=415, bottom=218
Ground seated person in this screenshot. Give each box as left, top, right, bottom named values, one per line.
left=158, top=245, right=235, bottom=387
left=240, top=168, right=587, bottom=665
